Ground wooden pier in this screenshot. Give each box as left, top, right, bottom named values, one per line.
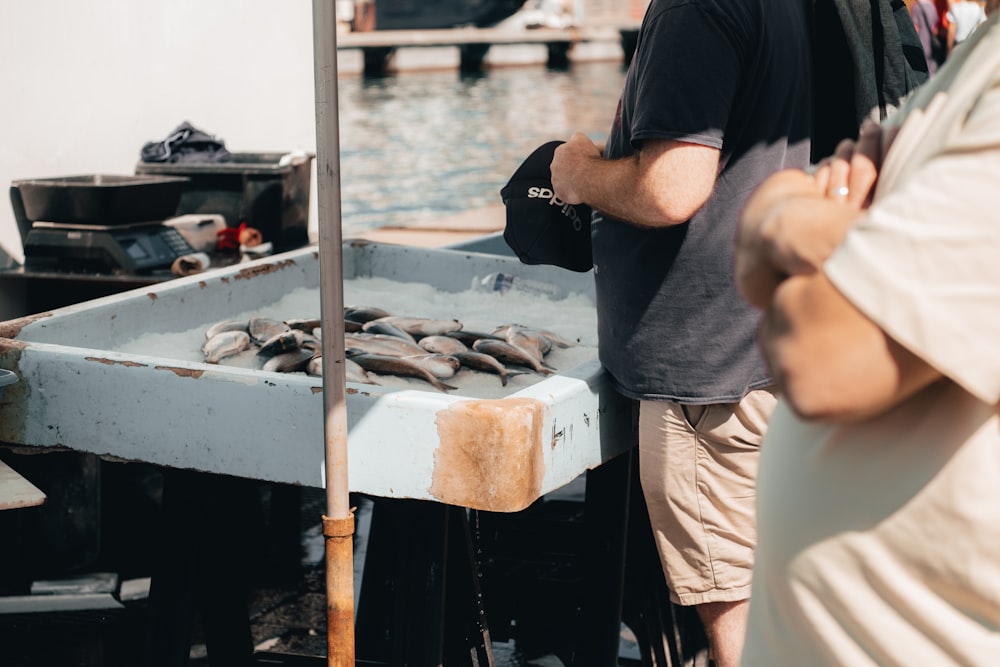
left=336, top=25, right=638, bottom=76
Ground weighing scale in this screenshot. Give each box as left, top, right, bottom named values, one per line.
left=11, top=174, right=197, bottom=274
left=22, top=220, right=196, bottom=273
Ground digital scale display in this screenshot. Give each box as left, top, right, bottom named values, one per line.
left=122, top=238, right=150, bottom=261
left=23, top=221, right=196, bottom=273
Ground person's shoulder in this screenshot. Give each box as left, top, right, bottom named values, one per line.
left=642, top=0, right=698, bottom=20
left=642, top=0, right=776, bottom=40
left=691, top=0, right=793, bottom=23
left=641, top=0, right=729, bottom=29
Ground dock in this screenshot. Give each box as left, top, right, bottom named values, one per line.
left=346, top=203, right=506, bottom=248
left=336, top=25, right=638, bottom=76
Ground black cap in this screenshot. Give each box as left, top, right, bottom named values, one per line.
left=500, top=141, right=593, bottom=273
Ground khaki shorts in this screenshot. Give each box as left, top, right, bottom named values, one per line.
left=638, top=388, right=777, bottom=606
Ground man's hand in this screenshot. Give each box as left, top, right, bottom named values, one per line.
left=735, top=170, right=827, bottom=309
left=811, top=119, right=890, bottom=209
left=737, top=119, right=941, bottom=420
left=735, top=120, right=893, bottom=309
left=550, top=132, right=602, bottom=205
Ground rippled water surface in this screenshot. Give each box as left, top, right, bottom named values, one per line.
left=335, top=61, right=626, bottom=233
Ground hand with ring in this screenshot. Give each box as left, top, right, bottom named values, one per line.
left=811, top=119, right=895, bottom=209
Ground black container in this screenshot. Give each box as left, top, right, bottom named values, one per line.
left=13, top=174, right=189, bottom=225
left=373, top=0, right=526, bottom=29
left=135, top=152, right=314, bottom=253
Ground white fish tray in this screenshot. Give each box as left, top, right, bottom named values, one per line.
left=0, top=241, right=632, bottom=512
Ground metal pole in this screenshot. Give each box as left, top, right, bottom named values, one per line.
left=312, top=1, right=355, bottom=665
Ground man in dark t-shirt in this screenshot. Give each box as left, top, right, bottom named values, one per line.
left=550, top=0, right=812, bottom=663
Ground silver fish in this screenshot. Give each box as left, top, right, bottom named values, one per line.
left=258, top=330, right=308, bottom=357
left=494, top=323, right=578, bottom=349
left=345, top=358, right=379, bottom=384
left=285, top=317, right=322, bottom=332
left=262, top=348, right=316, bottom=373
left=344, top=305, right=392, bottom=324
left=418, top=335, right=469, bottom=355
left=360, top=319, right=417, bottom=343
left=307, top=356, right=381, bottom=385
left=495, top=324, right=553, bottom=356
left=445, top=330, right=504, bottom=346
left=300, top=333, right=322, bottom=353
left=371, top=316, right=463, bottom=337
left=248, top=317, right=290, bottom=344
left=472, top=339, right=554, bottom=375
left=205, top=319, right=249, bottom=340
left=202, top=330, right=251, bottom=364
left=348, top=352, right=458, bottom=392
left=505, top=328, right=550, bottom=362
left=452, top=350, right=527, bottom=387
left=344, top=333, right=426, bottom=357
left=534, top=328, right=580, bottom=348
left=401, top=353, right=461, bottom=379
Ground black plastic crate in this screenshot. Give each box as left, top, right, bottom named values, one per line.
left=135, top=152, right=314, bottom=252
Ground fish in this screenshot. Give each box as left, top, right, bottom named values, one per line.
left=344, top=333, right=426, bottom=357
left=472, top=339, right=554, bottom=375
left=348, top=352, right=458, bottom=392
left=205, top=319, right=249, bottom=340
left=262, top=348, right=316, bottom=373
left=401, top=353, right=461, bottom=379
left=300, top=334, right=322, bottom=353
left=345, top=358, right=379, bottom=384
left=202, top=330, right=252, bottom=364
left=258, top=330, right=313, bottom=357
left=444, top=330, right=504, bottom=347
left=284, top=317, right=322, bottom=332
left=418, top=335, right=470, bottom=355
left=360, top=319, right=417, bottom=343
left=370, top=316, right=463, bottom=337
left=344, top=305, right=392, bottom=324
left=452, top=350, right=527, bottom=387
left=248, top=317, right=290, bottom=344
left=306, top=356, right=380, bottom=385
left=344, top=320, right=364, bottom=333
left=534, top=328, right=581, bottom=348
left=494, top=323, right=579, bottom=349
left=504, top=328, right=551, bottom=363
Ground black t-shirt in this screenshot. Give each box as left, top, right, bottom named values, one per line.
left=594, top=0, right=813, bottom=403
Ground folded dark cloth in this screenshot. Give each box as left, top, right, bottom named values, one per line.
left=140, top=121, right=233, bottom=164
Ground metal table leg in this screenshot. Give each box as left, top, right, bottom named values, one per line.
left=571, top=449, right=633, bottom=666
left=355, top=497, right=493, bottom=666
left=143, top=470, right=255, bottom=667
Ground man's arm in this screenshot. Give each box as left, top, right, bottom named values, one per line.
left=735, top=171, right=861, bottom=309
left=550, top=131, right=720, bottom=228
left=735, top=119, right=894, bottom=307
left=737, top=121, right=941, bottom=421
left=760, top=272, right=942, bottom=422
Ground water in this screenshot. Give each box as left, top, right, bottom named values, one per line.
left=335, top=61, right=626, bottom=234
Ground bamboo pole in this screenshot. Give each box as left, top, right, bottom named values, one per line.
left=312, top=1, right=355, bottom=665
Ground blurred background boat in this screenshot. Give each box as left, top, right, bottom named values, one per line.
left=338, top=0, right=636, bottom=32
left=347, top=0, right=531, bottom=31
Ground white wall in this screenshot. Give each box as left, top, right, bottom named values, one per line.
left=0, top=0, right=322, bottom=266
